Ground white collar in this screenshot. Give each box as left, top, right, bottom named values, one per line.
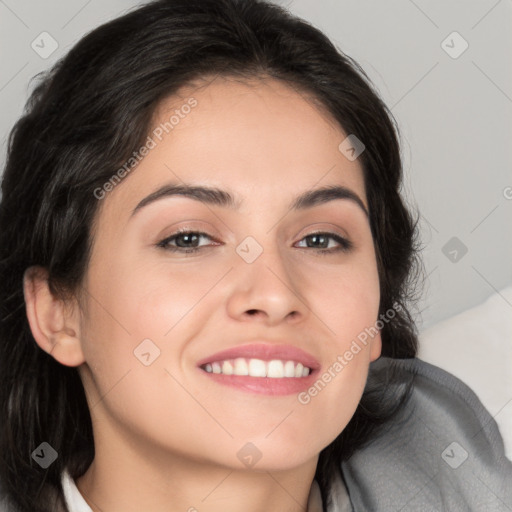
left=61, top=470, right=93, bottom=512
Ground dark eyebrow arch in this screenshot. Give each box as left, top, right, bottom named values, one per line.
left=130, top=183, right=369, bottom=218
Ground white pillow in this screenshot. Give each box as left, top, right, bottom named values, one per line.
left=418, top=285, right=512, bottom=460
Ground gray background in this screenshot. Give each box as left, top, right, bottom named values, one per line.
left=1, top=0, right=511, bottom=331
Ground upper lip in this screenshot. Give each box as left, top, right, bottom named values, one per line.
left=196, top=342, right=321, bottom=371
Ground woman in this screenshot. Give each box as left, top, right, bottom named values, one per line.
left=0, top=0, right=510, bottom=510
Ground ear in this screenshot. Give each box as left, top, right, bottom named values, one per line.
left=369, top=330, right=382, bottom=362
left=23, top=266, right=85, bottom=367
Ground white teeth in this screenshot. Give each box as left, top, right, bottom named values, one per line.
left=248, top=358, right=267, bottom=377
left=267, top=360, right=284, bottom=378
left=222, top=361, right=233, bottom=375
left=202, top=358, right=311, bottom=378
left=233, top=358, right=249, bottom=376
left=284, top=360, right=296, bottom=377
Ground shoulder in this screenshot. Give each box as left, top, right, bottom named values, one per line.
left=341, top=357, right=512, bottom=512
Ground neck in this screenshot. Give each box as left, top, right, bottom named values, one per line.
left=75, top=428, right=319, bottom=512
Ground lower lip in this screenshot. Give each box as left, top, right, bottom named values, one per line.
left=198, top=368, right=319, bottom=395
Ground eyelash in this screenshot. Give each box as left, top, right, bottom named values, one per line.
left=156, top=229, right=353, bottom=255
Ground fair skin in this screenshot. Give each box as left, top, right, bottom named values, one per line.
left=23, top=76, right=381, bottom=512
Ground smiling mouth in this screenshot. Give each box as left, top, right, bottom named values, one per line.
left=200, top=357, right=311, bottom=378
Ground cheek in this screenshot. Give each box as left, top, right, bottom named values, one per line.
left=308, top=252, right=380, bottom=336
left=78, top=253, right=221, bottom=414
left=295, top=257, right=379, bottom=437
left=296, top=363, right=369, bottom=447
left=77, top=261, right=204, bottom=454
left=84, top=252, right=212, bottom=345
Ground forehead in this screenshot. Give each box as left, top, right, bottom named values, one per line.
left=100, top=76, right=367, bottom=221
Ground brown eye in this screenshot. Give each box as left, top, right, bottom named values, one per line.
left=295, top=232, right=353, bottom=254
left=157, top=231, right=217, bottom=253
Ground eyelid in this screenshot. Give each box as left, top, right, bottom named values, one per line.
left=157, top=221, right=221, bottom=241
left=293, top=222, right=350, bottom=243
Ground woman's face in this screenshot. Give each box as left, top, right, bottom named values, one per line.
left=77, top=76, right=381, bottom=471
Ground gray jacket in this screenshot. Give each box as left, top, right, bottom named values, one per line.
left=335, top=357, right=512, bottom=511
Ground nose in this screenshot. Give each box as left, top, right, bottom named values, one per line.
left=225, top=241, right=309, bottom=326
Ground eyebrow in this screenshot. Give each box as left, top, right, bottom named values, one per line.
left=130, top=182, right=369, bottom=218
